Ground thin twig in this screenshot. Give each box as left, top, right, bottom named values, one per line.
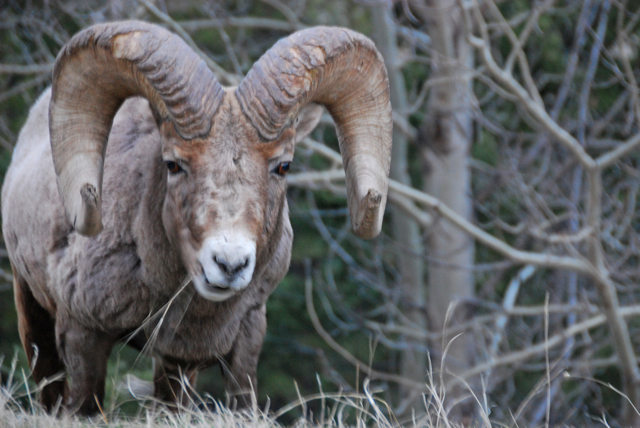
left=450, top=305, right=640, bottom=388
left=304, top=259, right=427, bottom=392
left=258, top=0, right=302, bottom=29
left=0, top=63, right=53, bottom=74
left=179, top=17, right=303, bottom=32
left=0, top=74, right=50, bottom=103
left=596, top=132, right=640, bottom=169
left=490, top=265, right=536, bottom=356
left=464, top=0, right=596, bottom=170
left=291, top=139, right=593, bottom=275
left=485, top=0, right=544, bottom=107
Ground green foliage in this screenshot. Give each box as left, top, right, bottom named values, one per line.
left=0, top=297, right=20, bottom=364
left=473, top=130, right=499, bottom=167
left=536, top=21, right=565, bottom=74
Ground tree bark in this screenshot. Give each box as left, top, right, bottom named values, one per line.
left=414, top=0, right=476, bottom=421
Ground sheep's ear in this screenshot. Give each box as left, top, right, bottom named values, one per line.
left=294, top=103, right=323, bottom=142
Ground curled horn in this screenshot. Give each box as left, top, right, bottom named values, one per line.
left=50, top=21, right=224, bottom=236
left=236, top=27, right=392, bottom=239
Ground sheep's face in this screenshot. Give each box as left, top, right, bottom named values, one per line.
left=160, top=91, right=319, bottom=301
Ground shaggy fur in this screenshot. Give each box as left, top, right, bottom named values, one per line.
left=2, top=21, right=391, bottom=417
left=3, top=89, right=318, bottom=414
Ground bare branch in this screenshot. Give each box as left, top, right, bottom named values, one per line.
left=596, top=132, right=640, bottom=169
left=392, top=112, right=418, bottom=141
left=292, top=139, right=592, bottom=275
left=304, top=261, right=427, bottom=392
left=0, top=63, right=53, bottom=75
left=489, top=265, right=537, bottom=356
left=464, top=0, right=597, bottom=169
left=451, top=305, right=640, bottom=388
left=179, top=17, right=303, bottom=32
left=503, top=0, right=555, bottom=73
left=485, top=0, right=544, bottom=107
left=0, top=74, right=50, bottom=103
left=258, top=0, right=302, bottom=29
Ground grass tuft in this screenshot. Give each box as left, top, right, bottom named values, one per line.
left=0, top=355, right=471, bottom=428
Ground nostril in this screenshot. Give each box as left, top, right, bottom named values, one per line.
left=230, top=258, right=250, bottom=276
left=213, top=255, right=230, bottom=274
left=214, top=255, right=250, bottom=278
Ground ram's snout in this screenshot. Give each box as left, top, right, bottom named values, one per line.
left=192, top=232, right=257, bottom=301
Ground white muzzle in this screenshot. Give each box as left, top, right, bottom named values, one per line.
left=192, top=232, right=256, bottom=301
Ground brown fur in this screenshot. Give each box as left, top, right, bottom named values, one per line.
left=2, top=89, right=321, bottom=415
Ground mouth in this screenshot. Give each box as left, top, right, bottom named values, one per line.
left=194, top=278, right=236, bottom=301
left=191, top=265, right=237, bottom=302
left=207, top=282, right=231, bottom=292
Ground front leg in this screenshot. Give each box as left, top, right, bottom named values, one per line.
left=56, top=318, right=115, bottom=415
left=153, top=358, right=198, bottom=410
left=221, top=304, right=267, bottom=410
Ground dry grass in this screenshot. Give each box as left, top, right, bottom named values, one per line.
left=0, top=355, right=479, bottom=428
left=0, top=388, right=448, bottom=428
left=2, top=354, right=628, bottom=427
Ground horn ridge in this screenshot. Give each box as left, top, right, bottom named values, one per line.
left=236, top=26, right=392, bottom=239
left=54, top=20, right=224, bottom=139
left=50, top=21, right=224, bottom=236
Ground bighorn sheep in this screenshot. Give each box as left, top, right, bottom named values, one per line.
left=2, top=21, right=391, bottom=415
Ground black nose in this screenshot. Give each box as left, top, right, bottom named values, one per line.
left=214, top=255, right=250, bottom=279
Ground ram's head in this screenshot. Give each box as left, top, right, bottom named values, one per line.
left=50, top=21, right=391, bottom=301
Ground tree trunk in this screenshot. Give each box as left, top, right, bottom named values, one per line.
left=415, top=0, right=476, bottom=421
left=370, top=2, right=427, bottom=414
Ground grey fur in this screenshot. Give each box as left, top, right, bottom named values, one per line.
left=3, top=90, right=314, bottom=414
left=2, top=22, right=391, bottom=417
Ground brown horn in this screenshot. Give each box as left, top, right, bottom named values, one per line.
left=50, top=21, right=224, bottom=236
left=236, top=27, right=392, bottom=239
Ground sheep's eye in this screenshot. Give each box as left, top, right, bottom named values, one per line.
left=166, top=161, right=182, bottom=174
left=275, top=162, right=290, bottom=176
